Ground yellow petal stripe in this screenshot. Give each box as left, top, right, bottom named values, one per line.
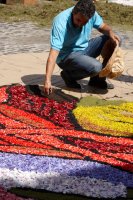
left=73, top=103, right=133, bottom=137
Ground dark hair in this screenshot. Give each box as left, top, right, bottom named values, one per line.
left=73, top=0, right=95, bottom=19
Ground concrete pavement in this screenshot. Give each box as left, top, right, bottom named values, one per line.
left=0, top=49, right=132, bottom=101
left=0, top=21, right=132, bottom=102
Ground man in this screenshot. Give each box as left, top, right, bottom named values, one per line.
left=44, top=0, right=120, bottom=95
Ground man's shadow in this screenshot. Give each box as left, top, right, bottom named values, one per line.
left=21, top=73, right=133, bottom=96
left=21, top=74, right=107, bottom=95
left=116, top=74, right=133, bottom=83
left=21, top=74, right=76, bottom=93
left=21, top=74, right=46, bottom=85
left=21, top=74, right=79, bottom=102
left=22, top=74, right=71, bottom=87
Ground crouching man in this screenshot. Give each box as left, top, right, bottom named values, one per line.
left=44, top=0, right=120, bottom=95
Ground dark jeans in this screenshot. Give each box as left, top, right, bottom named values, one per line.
left=58, top=35, right=109, bottom=81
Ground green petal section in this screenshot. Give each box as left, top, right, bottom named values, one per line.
left=77, top=96, right=126, bottom=107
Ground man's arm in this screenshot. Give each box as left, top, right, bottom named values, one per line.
left=98, top=23, right=120, bottom=44
left=44, top=48, right=59, bottom=95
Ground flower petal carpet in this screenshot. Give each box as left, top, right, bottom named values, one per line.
left=0, top=84, right=132, bottom=199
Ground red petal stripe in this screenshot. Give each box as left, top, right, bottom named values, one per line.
left=0, top=86, right=8, bottom=103
left=0, top=145, right=82, bottom=159
left=0, top=104, right=58, bottom=129
left=0, top=129, right=132, bottom=172
left=0, top=135, right=52, bottom=149
left=0, top=113, right=32, bottom=129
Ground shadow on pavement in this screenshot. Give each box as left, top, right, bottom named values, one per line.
left=116, top=74, right=133, bottom=83
left=22, top=74, right=108, bottom=95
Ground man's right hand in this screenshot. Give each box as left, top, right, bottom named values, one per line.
left=44, top=81, right=52, bottom=95
left=44, top=48, right=59, bottom=95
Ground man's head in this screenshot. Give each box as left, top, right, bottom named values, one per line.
left=72, top=0, right=95, bottom=27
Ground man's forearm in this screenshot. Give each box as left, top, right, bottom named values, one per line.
left=45, top=48, right=59, bottom=83
left=98, top=23, right=120, bottom=44
left=98, top=23, right=113, bottom=36
left=45, top=57, right=56, bottom=83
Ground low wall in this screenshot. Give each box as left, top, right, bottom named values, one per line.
left=22, top=0, right=38, bottom=5
left=6, top=0, right=38, bottom=5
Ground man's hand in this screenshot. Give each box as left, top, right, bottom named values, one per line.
left=108, top=31, right=120, bottom=45
left=44, top=80, right=52, bottom=95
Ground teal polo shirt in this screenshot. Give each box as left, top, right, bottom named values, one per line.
left=50, top=7, right=103, bottom=64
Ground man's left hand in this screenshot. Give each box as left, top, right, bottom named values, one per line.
left=109, top=31, right=121, bottom=45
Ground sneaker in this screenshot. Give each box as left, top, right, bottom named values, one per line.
left=88, top=78, right=114, bottom=90
left=61, top=71, right=81, bottom=89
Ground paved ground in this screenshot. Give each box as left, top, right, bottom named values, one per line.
left=0, top=50, right=132, bottom=101
left=0, top=22, right=133, bottom=101
left=0, top=22, right=133, bottom=55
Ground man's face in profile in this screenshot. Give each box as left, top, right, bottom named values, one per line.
left=72, top=12, right=89, bottom=28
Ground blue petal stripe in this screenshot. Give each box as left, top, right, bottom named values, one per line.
left=0, top=152, right=133, bottom=187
